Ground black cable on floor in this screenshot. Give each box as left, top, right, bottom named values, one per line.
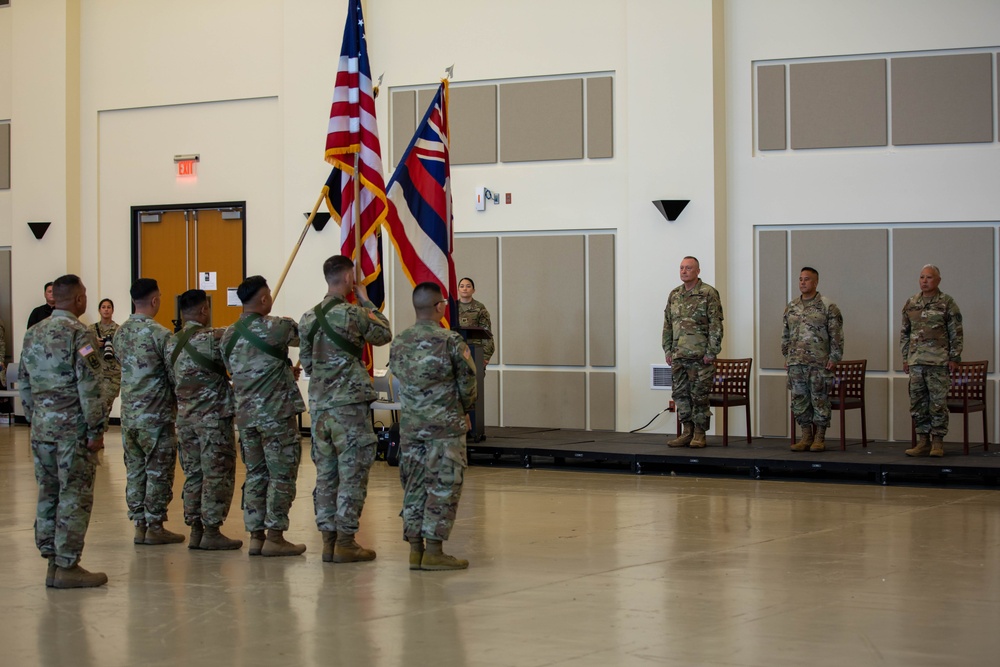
left=630, top=407, right=671, bottom=433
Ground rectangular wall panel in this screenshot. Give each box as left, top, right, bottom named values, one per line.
left=589, top=372, right=616, bottom=430
left=390, top=90, right=415, bottom=169
left=756, top=65, right=786, bottom=150
left=503, top=371, right=585, bottom=428
left=500, top=79, right=583, bottom=162
left=0, top=123, right=9, bottom=188
left=759, top=374, right=790, bottom=437
left=586, top=76, right=614, bottom=158
left=758, top=230, right=788, bottom=370
left=451, top=85, right=497, bottom=165
left=588, top=234, right=615, bottom=366
left=484, top=369, right=499, bottom=427
left=454, top=236, right=499, bottom=360
left=891, top=53, right=993, bottom=146
left=790, top=59, right=887, bottom=149
left=391, top=254, right=415, bottom=335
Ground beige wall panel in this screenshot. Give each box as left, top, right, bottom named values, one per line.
left=586, top=76, right=614, bottom=158
left=454, top=236, right=499, bottom=358
left=756, top=65, right=786, bottom=151
left=392, top=255, right=416, bottom=335
left=790, top=229, right=888, bottom=370
left=824, top=376, right=888, bottom=442
left=391, top=90, right=416, bottom=169
left=891, top=377, right=911, bottom=442
left=500, top=79, right=583, bottom=162
left=484, top=369, right=500, bottom=427
left=759, top=374, right=790, bottom=437
left=893, top=377, right=996, bottom=446
left=0, top=123, right=9, bottom=188
left=451, top=85, right=497, bottom=165
left=502, top=235, right=585, bottom=366
left=789, top=59, right=887, bottom=149
left=417, top=89, right=436, bottom=123
left=892, top=227, right=994, bottom=371
left=758, top=230, right=788, bottom=369
left=590, top=372, right=616, bottom=430
left=589, top=234, right=616, bottom=366
left=503, top=371, right=585, bottom=428
left=891, top=53, right=993, bottom=146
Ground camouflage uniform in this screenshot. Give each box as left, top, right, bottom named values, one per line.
left=94, top=321, right=121, bottom=420
left=781, top=293, right=844, bottom=428
left=115, top=314, right=178, bottom=524
left=222, top=314, right=305, bottom=532
left=457, top=299, right=495, bottom=363
left=299, top=295, right=392, bottom=535
left=900, top=291, right=963, bottom=437
left=166, top=322, right=236, bottom=529
left=662, top=279, right=724, bottom=430
left=19, top=310, right=105, bottom=568
left=389, top=321, right=477, bottom=541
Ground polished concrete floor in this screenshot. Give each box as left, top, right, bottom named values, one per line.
left=2, top=424, right=999, bottom=667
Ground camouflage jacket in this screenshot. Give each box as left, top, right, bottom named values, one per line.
left=662, top=279, right=724, bottom=359
left=457, top=299, right=495, bottom=362
left=298, top=294, right=392, bottom=411
left=222, top=313, right=304, bottom=429
left=389, top=321, right=478, bottom=440
left=781, top=293, right=844, bottom=367
left=19, top=310, right=105, bottom=440
left=165, top=321, right=234, bottom=422
left=94, top=321, right=121, bottom=380
left=115, top=313, right=177, bottom=427
left=900, top=291, right=963, bottom=366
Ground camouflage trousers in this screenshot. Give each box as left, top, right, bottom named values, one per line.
left=399, top=436, right=467, bottom=541
left=178, top=417, right=237, bottom=528
left=239, top=416, right=302, bottom=532
left=310, top=404, right=377, bottom=534
left=122, top=424, right=178, bottom=524
left=31, top=433, right=98, bottom=568
left=909, top=365, right=950, bottom=437
left=101, top=374, right=121, bottom=426
left=672, top=357, right=714, bottom=430
left=787, top=364, right=834, bottom=427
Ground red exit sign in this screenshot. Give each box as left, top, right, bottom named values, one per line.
left=177, top=160, right=197, bottom=177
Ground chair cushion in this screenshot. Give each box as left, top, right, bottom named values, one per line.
left=830, top=398, right=863, bottom=409
left=946, top=399, right=985, bottom=411
left=708, top=393, right=748, bottom=407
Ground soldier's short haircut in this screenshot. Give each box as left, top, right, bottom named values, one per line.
left=178, top=289, right=208, bottom=313
left=413, top=282, right=443, bottom=311
left=237, top=275, right=268, bottom=304
left=52, top=274, right=83, bottom=302
left=459, top=277, right=476, bottom=288
left=44, top=281, right=54, bottom=290
left=323, top=255, right=354, bottom=283
left=130, top=278, right=159, bottom=302
left=800, top=266, right=819, bottom=278
left=922, top=264, right=941, bottom=277
left=682, top=256, right=700, bottom=267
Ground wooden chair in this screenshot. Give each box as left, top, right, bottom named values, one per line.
left=910, top=360, right=989, bottom=455
left=790, top=359, right=868, bottom=451
left=677, top=358, right=752, bottom=446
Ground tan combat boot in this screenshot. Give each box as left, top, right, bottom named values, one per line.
left=144, top=522, right=185, bottom=545
left=133, top=520, right=147, bottom=545
left=188, top=521, right=204, bottom=550
left=408, top=536, right=425, bottom=571
left=333, top=533, right=376, bottom=563
left=929, top=436, right=945, bottom=458
left=668, top=423, right=694, bottom=447
left=200, top=525, right=243, bottom=551
left=791, top=424, right=814, bottom=451
left=45, top=558, right=56, bottom=587
left=810, top=426, right=827, bottom=452
left=420, top=539, right=469, bottom=571
left=905, top=434, right=931, bottom=457
left=52, top=564, right=108, bottom=589
left=261, top=529, right=307, bottom=557
left=321, top=530, right=338, bottom=563
left=689, top=426, right=707, bottom=449
left=248, top=530, right=266, bottom=556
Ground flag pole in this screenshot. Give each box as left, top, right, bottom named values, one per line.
left=272, top=188, right=326, bottom=300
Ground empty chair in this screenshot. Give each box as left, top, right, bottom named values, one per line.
left=370, top=368, right=401, bottom=425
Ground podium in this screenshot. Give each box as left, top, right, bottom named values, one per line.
left=454, top=326, right=491, bottom=443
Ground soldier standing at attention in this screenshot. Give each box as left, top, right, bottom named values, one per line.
left=456, top=277, right=495, bottom=364
left=222, top=275, right=307, bottom=556
left=19, top=274, right=107, bottom=588
left=663, top=256, right=724, bottom=448
left=94, top=298, right=121, bottom=429
left=901, top=264, right=963, bottom=457
left=390, top=282, right=478, bottom=571
left=166, top=289, right=242, bottom=550
left=782, top=267, right=844, bottom=452
left=299, top=256, right=392, bottom=563
left=115, top=278, right=184, bottom=545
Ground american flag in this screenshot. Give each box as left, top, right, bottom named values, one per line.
left=324, top=0, right=386, bottom=283
left=384, top=81, right=457, bottom=326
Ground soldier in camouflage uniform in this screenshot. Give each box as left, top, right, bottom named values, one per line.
left=299, top=256, right=392, bottom=563
left=662, top=256, right=724, bottom=448
left=19, top=274, right=108, bottom=588
left=900, top=264, right=963, bottom=457
left=390, top=282, right=478, bottom=571
left=94, top=298, right=121, bottom=429
left=115, top=278, right=184, bottom=545
left=782, top=267, right=844, bottom=452
left=456, top=277, right=495, bottom=363
left=166, top=290, right=242, bottom=550
left=222, top=275, right=307, bottom=556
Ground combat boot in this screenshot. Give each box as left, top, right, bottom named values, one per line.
left=188, top=521, right=204, bottom=550
left=144, top=522, right=185, bottom=545
left=689, top=426, right=707, bottom=449
left=321, top=530, right=338, bottom=563
left=133, top=520, right=147, bottom=545
left=929, top=436, right=945, bottom=458
left=668, top=423, right=694, bottom=447
left=45, top=558, right=56, bottom=587
left=905, top=434, right=931, bottom=457
left=261, top=529, right=306, bottom=557
left=248, top=530, right=266, bottom=556
left=420, top=539, right=468, bottom=571
left=333, top=533, right=376, bottom=563
left=200, top=525, right=243, bottom=551
left=52, top=564, right=108, bottom=589
left=408, top=536, right=425, bottom=571
left=810, top=426, right=827, bottom=452
left=791, top=424, right=814, bottom=452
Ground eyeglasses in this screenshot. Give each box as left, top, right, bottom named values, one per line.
left=437, top=299, right=449, bottom=305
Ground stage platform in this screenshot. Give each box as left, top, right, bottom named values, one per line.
left=468, top=427, right=1000, bottom=486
